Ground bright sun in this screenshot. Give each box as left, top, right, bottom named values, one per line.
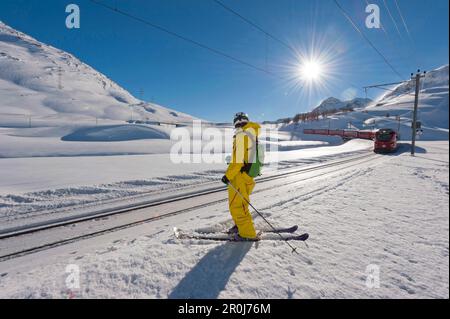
left=299, top=60, right=323, bottom=82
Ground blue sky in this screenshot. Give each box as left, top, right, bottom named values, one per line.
left=0, top=0, right=448, bottom=122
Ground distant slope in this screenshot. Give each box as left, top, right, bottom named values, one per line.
left=0, top=21, right=195, bottom=123
left=366, top=65, right=449, bottom=129
left=313, top=97, right=372, bottom=113
left=376, top=65, right=449, bottom=104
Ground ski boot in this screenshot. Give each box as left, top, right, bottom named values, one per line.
left=226, top=225, right=239, bottom=235
left=231, top=232, right=260, bottom=242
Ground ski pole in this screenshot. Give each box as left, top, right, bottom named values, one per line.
left=226, top=181, right=300, bottom=254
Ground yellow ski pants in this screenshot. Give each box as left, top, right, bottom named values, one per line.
left=227, top=171, right=257, bottom=238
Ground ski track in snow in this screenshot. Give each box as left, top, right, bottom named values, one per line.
left=0, top=141, right=447, bottom=298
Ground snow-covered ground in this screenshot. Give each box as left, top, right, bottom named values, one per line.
left=0, top=141, right=447, bottom=298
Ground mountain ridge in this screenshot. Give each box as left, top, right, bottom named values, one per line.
left=312, top=97, right=373, bottom=113
left=0, top=21, right=195, bottom=123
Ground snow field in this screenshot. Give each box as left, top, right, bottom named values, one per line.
left=0, top=141, right=447, bottom=298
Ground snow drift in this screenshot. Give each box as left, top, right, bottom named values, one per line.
left=61, top=125, right=170, bottom=142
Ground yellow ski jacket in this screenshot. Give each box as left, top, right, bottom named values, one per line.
left=225, top=121, right=261, bottom=181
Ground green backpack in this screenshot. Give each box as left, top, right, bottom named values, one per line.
left=247, top=137, right=265, bottom=178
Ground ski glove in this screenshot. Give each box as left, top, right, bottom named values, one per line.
left=221, top=175, right=230, bottom=185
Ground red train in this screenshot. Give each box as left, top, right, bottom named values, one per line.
left=374, top=128, right=398, bottom=153
left=303, top=129, right=376, bottom=140
left=303, top=128, right=398, bottom=153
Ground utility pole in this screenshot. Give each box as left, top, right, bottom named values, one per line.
left=411, top=70, right=426, bottom=156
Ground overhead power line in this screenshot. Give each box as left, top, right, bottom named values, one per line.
left=333, top=0, right=404, bottom=80
left=367, top=0, right=417, bottom=71
left=89, top=0, right=280, bottom=78
left=393, top=0, right=419, bottom=66
left=382, top=0, right=402, bottom=37
left=366, top=86, right=415, bottom=96
left=394, top=0, right=411, bottom=37
left=363, top=80, right=407, bottom=89
left=212, top=0, right=296, bottom=54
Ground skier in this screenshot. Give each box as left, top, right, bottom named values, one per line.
left=174, top=114, right=308, bottom=245
left=221, top=112, right=261, bottom=240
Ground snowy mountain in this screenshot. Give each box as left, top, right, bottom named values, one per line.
left=0, top=21, right=195, bottom=123
left=312, top=97, right=372, bottom=113
left=365, top=65, right=449, bottom=129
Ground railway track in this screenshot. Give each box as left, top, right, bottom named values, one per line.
left=0, top=151, right=381, bottom=262
left=0, top=150, right=371, bottom=225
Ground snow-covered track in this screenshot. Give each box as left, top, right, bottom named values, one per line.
left=0, top=152, right=381, bottom=262
left=0, top=150, right=371, bottom=225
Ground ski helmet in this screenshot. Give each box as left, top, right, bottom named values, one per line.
left=233, top=112, right=249, bottom=127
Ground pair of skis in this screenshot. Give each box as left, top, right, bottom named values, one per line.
left=174, top=225, right=309, bottom=242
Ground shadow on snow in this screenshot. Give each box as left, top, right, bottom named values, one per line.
left=168, top=241, right=253, bottom=299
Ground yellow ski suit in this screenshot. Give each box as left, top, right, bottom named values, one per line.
left=225, top=122, right=261, bottom=239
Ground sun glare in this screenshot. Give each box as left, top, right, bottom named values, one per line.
left=299, top=60, right=323, bottom=82
left=283, top=38, right=343, bottom=104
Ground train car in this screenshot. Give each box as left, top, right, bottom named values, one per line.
left=357, top=131, right=376, bottom=140
left=342, top=130, right=358, bottom=140
left=329, top=129, right=345, bottom=137
left=303, top=128, right=376, bottom=141
left=315, top=129, right=329, bottom=135
left=374, top=128, right=398, bottom=153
